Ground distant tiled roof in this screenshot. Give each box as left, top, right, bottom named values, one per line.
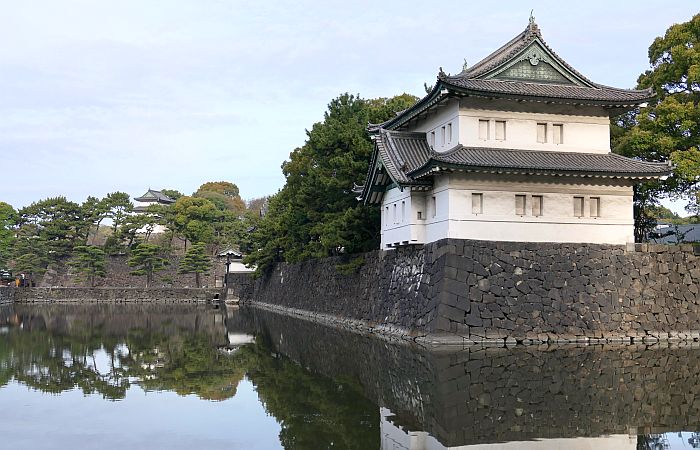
left=357, top=129, right=671, bottom=204
left=133, top=189, right=175, bottom=204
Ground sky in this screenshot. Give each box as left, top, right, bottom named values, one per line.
left=0, top=1, right=697, bottom=213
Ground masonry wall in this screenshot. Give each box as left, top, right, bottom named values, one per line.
left=0, top=287, right=14, bottom=305
left=248, top=239, right=700, bottom=343
left=40, top=255, right=230, bottom=288
left=14, top=287, right=223, bottom=304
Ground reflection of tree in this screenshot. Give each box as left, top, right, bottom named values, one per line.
left=238, top=334, right=379, bottom=450
left=0, top=321, right=244, bottom=402
left=120, top=331, right=246, bottom=401
left=1, top=310, right=381, bottom=450
left=0, top=325, right=129, bottom=400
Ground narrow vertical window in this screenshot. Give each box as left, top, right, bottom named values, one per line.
left=553, top=124, right=563, bottom=144
left=472, top=193, right=483, bottom=214
left=431, top=196, right=437, bottom=218
left=573, top=196, right=584, bottom=217
left=590, top=197, right=600, bottom=218
left=417, top=211, right=423, bottom=220
left=401, top=201, right=406, bottom=222
left=393, top=204, right=397, bottom=224
left=479, top=120, right=489, bottom=140
left=495, top=120, right=506, bottom=141
left=441, top=126, right=446, bottom=146
left=537, top=123, right=547, bottom=143
left=430, top=131, right=436, bottom=147
left=532, top=195, right=543, bottom=217
left=385, top=206, right=389, bottom=228
left=447, top=123, right=452, bottom=144
left=515, top=195, right=526, bottom=216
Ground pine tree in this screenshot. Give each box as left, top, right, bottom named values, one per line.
left=178, top=243, right=211, bottom=288
left=127, top=243, right=168, bottom=288
left=70, top=245, right=106, bottom=287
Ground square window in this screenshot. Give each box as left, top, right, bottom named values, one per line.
left=515, top=195, right=526, bottom=216
left=537, top=123, right=547, bottom=143
left=553, top=124, right=563, bottom=144
left=479, top=120, right=489, bottom=140
left=472, top=193, right=483, bottom=214
left=495, top=120, right=506, bottom=141
left=590, top=197, right=600, bottom=218
left=573, top=196, right=584, bottom=217
left=532, top=195, right=543, bottom=217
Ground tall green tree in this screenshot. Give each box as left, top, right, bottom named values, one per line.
left=178, top=243, right=211, bottom=288
left=12, top=224, right=50, bottom=279
left=103, top=192, right=133, bottom=235
left=127, top=243, right=168, bottom=288
left=613, top=14, right=700, bottom=239
left=0, top=202, right=17, bottom=268
left=245, top=93, right=417, bottom=272
left=70, top=245, right=106, bottom=287
left=194, top=181, right=245, bottom=213
left=172, top=196, right=221, bottom=247
left=18, top=197, right=87, bottom=260
left=160, top=189, right=183, bottom=201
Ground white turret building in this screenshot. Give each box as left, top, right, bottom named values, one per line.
left=358, top=19, right=670, bottom=249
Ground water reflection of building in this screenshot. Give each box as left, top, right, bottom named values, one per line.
left=240, top=307, right=700, bottom=449
left=381, top=408, right=637, bottom=450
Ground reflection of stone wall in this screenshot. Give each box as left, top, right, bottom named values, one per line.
left=250, top=239, right=700, bottom=343
left=238, top=307, right=700, bottom=447
left=13, top=303, right=228, bottom=345
left=0, top=287, right=14, bottom=305
left=15, top=287, right=223, bottom=304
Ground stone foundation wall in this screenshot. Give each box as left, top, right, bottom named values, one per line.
left=15, top=287, right=223, bottom=303
left=0, top=287, right=14, bottom=305
left=249, top=239, right=700, bottom=344
left=225, top=273, right=254, bottom=302
left=40, top=255, right=229, bottom=288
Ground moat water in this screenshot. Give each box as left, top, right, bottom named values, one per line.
left=1, top=303, right=699, bottom=450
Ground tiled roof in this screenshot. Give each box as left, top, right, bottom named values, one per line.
left=440, top=78, right=653, bottom=104
left=411, top=145, right=672, bottom=178
left=369, top=21, right=653, bottom=132
left=134, top=189, right=175, bottom=204
left=375, top=129, right=433, bottom=184
left=357, top=129, right=671, bottom=204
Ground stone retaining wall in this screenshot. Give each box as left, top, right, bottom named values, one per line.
left=15, top=287, right=224, bottom=303
left=248, top=239, right=700, bottom=344
left=0, top=287, right=14, bottom=305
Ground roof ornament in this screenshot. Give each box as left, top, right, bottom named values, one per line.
left=528, top=10, right=540, bottom=35
left=462, top=58, right=468, bottom=71
left=438, top=67, right=447, bottom=79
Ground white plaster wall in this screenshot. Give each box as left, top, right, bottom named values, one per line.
left=411, top=99, right=460, bottom=151
left=447, top=98, right=610, bottom=153
left=382, top=174, right=635, bottom=248
left=458, top=108, right=610, bottom=153
left=440, top=173, right=634, bottom=245
left=381, top=186, right=415, bottom=248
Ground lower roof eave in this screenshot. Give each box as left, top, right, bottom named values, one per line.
left=410, top=164, right=671, bottom=181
